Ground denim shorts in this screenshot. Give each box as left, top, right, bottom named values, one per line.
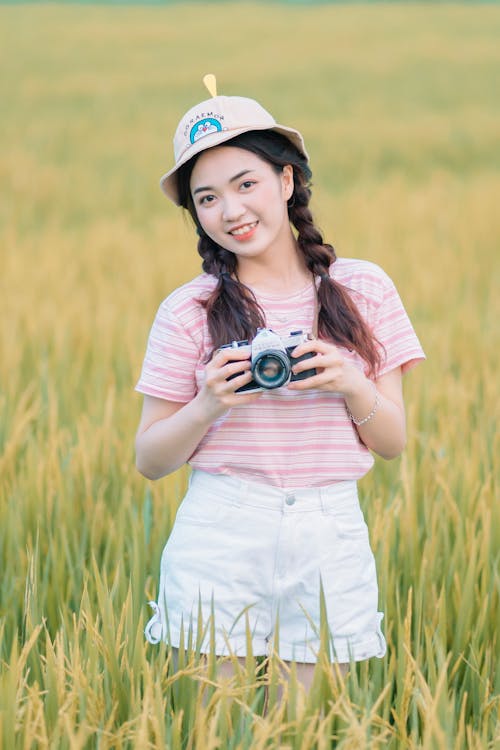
left=145, top=470, right=386, bottom=664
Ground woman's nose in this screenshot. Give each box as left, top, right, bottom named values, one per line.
left=221, top=194, right=245, bottom=222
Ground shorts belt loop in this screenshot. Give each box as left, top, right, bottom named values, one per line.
left=320, top=486, right=328, bottom=514
left=239, top=478, right=249, bottom=507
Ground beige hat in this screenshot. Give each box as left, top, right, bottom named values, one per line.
left=160, top=75, right=309, bottom=205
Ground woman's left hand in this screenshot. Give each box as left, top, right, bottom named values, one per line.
left=287, top=339, right=364, bottom=397
left=289, top=339, right=407, bottom=460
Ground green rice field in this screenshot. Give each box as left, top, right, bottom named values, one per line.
left=0, top=3, right=499, bottom=747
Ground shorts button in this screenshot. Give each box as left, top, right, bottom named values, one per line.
left=285, top=494, right=296, bottom=506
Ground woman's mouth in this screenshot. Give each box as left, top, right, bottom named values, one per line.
left=228, top=222, right=258, bottom=240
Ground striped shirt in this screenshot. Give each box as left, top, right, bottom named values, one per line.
left=135, top=257, right=425, bottom=488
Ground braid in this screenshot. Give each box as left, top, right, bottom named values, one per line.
left=196, top=232, right=265, bottom=355
left=290, top=177, right=336, bottom=274
left=290, top=172, right=383, bottom=377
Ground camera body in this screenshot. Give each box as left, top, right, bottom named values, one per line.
left=220, top=328, right=317, bottom=394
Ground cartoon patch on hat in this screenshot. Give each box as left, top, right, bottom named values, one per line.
left=190, top=118, right=222, bottom=143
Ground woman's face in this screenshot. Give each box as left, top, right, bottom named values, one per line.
left=189, top=145, right=294, bottom=263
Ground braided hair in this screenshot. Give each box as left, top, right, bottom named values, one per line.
left=176, top=130, right=382, bottom=377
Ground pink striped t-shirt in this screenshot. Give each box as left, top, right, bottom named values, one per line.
left=135, top=258, right=425, bottom=488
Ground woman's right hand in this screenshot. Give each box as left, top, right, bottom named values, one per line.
left=196, top=347, right=263, bottom=421
left=135, top=349, right=262, bottom=481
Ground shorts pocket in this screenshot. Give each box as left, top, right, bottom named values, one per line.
left=174, top=488, right=233, bottom=527
left=329, top=505, right=369, bottom=542
left=331, top=506, right=375, bottom=576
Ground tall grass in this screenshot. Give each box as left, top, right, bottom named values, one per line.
left=1, top=3, right=499, bottom=747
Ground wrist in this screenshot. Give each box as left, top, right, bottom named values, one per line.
left=191, top=389, right=229, bottom=425
left=344, top=378, right=380, bottom=427
left=345, top=382, right=380, bottom=426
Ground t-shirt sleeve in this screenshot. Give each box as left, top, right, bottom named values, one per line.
left=372, top=272, right=426, bottom=378
left=135, top=299, right=200, bottom=402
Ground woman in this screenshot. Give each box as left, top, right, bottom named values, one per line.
left=135, top=76, right=425, bottom=691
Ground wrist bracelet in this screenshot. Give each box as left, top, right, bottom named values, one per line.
left=346, top=385, right=380, bottom=426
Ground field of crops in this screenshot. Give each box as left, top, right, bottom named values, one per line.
left=1, top=3, right=499, bottom=747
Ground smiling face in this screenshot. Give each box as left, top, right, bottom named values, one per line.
left=189, top=145, right=295, bottom=266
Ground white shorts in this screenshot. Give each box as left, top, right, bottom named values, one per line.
left=145, top=470, right=386, bottom=664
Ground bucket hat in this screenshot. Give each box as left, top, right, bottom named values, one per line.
left=160, top=74, right=309, bottom=205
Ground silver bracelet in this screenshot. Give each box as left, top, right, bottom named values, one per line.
left=346, top=385, right=380, bottom=426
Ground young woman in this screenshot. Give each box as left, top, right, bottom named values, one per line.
left=135, top=76, right=425, bottom=691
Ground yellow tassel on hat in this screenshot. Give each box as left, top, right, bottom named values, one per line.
left=203, top=73, right=217, bottom=98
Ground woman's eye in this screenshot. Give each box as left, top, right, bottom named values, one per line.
left=199, top=194, right=216, bottom=205
left=241, top=180, right=256, bottom=190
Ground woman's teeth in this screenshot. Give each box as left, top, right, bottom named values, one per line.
left=230, top=222, right=257, bottom=236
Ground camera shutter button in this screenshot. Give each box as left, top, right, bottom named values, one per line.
left=285, top=494, right=296, bottom=506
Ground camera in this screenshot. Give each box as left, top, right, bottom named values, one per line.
left=220, top=328, right=317, bottom=393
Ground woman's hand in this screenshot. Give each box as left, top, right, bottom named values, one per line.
left=196, top=347, right=263, bottom=421
left=287, top=339, right=365, bottom=396
left=135, top=349, right=262, bottom=481
left=288, top=339, right=407, bottom=459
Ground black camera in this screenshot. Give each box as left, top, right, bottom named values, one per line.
left=220, top=328, right=316, bottom=393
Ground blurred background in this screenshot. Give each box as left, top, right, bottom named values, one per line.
left=1, top=2, right=499, bottom=746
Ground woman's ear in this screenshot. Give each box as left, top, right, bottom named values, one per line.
left=282, top=164, right=294, bottom=202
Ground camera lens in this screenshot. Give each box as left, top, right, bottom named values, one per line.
left=252, top=350, right=290, bottom=389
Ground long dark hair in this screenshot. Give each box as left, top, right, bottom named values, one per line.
left=176, top=130, right=382, bottom=377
